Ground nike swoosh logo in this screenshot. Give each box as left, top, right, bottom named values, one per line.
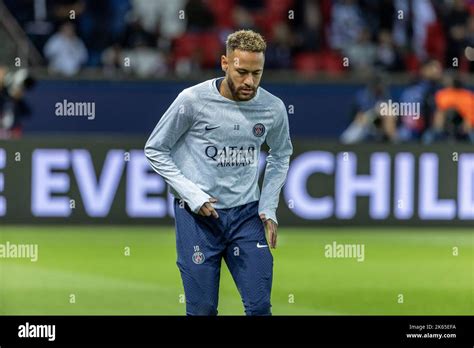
left=257, top=243, right=268, bottom=248
left=205, top=125, right=220, bottom=131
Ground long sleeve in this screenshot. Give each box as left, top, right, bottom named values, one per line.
left=258, top=100, right=293, bottom=224
left=144, top=90, right=211, bottom=213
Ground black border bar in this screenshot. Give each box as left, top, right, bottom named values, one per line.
left=0, top=315, right=472, bottom=346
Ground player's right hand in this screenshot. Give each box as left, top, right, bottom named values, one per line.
left=198, top=197, right=219, bottom=219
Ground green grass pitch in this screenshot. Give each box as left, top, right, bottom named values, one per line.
left=0, top=226, right=472, bottom=315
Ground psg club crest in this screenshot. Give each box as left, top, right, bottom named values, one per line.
left=192, top=251, right=205, bottom=264
left=253, top=123, right=265, bottom=137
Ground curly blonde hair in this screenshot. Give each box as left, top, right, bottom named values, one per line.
left=226, top=29, right=266, bottom=54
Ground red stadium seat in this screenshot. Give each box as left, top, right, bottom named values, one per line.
left=265, top=0, right=294, bottom=19
left=201, top=32, right=223, bottom=68
left=460, top=56, right=470, bottom=73
left=208, top=0, right=235, bottom=29
left=294, top=51, right=344, bottom=75
left=321, top=51, right=344, bottom=74
left=173, top=33, right=201, bottom=61
left=294, top=53, right=323, bottom=74
left=251, top=0, right=294, bottom=39
left=172, top=32, right=223, bottom=69
left=318, top=0, right=333, bottom=51
left=404, top=53, right=420, bottom=73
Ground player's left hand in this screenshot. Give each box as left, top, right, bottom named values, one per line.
left=259, top=214, right=277, bottom=249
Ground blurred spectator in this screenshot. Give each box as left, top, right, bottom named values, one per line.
left=329, top=0, right=365, bottom=51
left=392, top=0, right=437, bottom=59
left=0, top=68, right=36, bottom=139
left=185, top=0, right=216, bottom=32
left=3, top=0, right=86, bottom=53
left=122, top=42, right=168, bottom=78
left=48, top=0, right=85, bottom=23
left=393, top=0, right=414, bottom=50
left=130, top=0, right=186, bottom=39
left=3, top=0, right=474, bottom=75
left=398, top=59, right=443, bottom=142
left=101, top=43, right=124, bottom=77
left=232, top=5, right=258, bottom=32
left=423, top=73, right=474, bottom=143
left=468, top=15, right=474, bottom=47
left=120, top=18, right=156, bottom=49
left=467, top=15, right=474, bottom=71
left=290, top=0, right=323, bottom=53
left=103, top=20, right=168, bottom=78
left=43, top=22, right=88, bottom=76
left=375, top=30, right=404, bottom=71
left=444, top=0, right=470, bottom=67
left=107, top=0, right=132, bottom=41
left=340, top=73, right=397, bottom=143
left=359, top=0, right=395, bottom=34
left=78, top=0, right=115, bottom=66
left=343, top=27, right=377, bottom=73
left=265, top=23, right=295, bottom=69
left=237, top=0, right=265, bottom=11
left=408, top=0, right=437, bottom=60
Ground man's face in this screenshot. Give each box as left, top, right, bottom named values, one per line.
left=221, top=49, right=264, bottom=101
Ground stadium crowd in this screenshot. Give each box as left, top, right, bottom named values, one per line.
left=1, top=0, right=473, bottom=143
left=340, top=60, right=474, bottom=144
left=3, top=0, right=474, bottom=76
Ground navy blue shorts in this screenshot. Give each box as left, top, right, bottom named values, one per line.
left=174, top=198, right=273, bottom=316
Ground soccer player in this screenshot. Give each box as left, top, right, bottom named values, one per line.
left=144, top=30, right=293, bottom=316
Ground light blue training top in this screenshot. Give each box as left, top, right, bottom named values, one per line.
left=145, top=78, right=293, bottom=223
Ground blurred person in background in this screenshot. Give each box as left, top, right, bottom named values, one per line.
left=185, top=0, right=216, bottom=32
left=343, top=27, right=377, bottom=74
left=443, top=0, right=470, bottom=67
left=397, top=59, right=443, bottom=142
left=121, top=37, right=168, bottom=77
left=3, top=0, right=86, bottom=55
left=265, top=23, right=295, bottom=69
left=0, top=68, right=36, bottom=139
left=119, top=15, right=156, bottom=49
left=392, top=0, right=437, bottom=60
left=78, top=0, right=116, bottom=67
left=375, top=30, right=405, bottom=72
left=43, top=21, right=88, bottom=76
left=101, top=43, right=123, bottom=77
left=289, top=0, right=323, bottom=53
left=466, top=14, right=474, bottom=72
left=423, top=73, right=474, bottom=143
left=340, top=73, right=397, bottom=143
left=48, top=0, right=86, bottom=24
left=102, top=16, right=169, bottom=78
left=102, top=15, right=155, bottom=77
left=130, top=0, right=186, bottom=40
left=329, top=0, right=365, bottom=51
left=359, top=0, right=395, bottom=34
left=232, top=0, right=264, bottom=32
